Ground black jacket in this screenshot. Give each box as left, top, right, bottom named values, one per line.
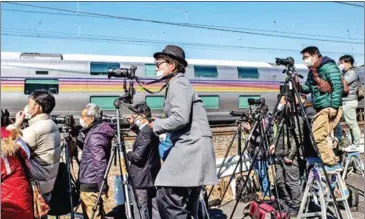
left=127, top=125, right=161, bottom=189
left=248, top=112, right=274, bottom=160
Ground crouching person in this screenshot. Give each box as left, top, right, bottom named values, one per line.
left=127, top=102, right=161, bottom=219
left=77, top=103, right=114, bottom=219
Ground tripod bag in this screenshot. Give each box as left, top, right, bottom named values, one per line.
left=244, top=200, right=290, bottom=219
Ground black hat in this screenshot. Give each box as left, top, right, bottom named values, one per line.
left=153, top=45, right=188, bottom=67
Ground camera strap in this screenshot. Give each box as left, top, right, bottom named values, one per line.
left=135, top=72, right=178, bottom=94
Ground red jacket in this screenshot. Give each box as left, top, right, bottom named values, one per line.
left=1, top=127, right=34, bottom=219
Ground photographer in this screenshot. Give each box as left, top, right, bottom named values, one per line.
left=242, top=103, right=273, bottom=200
left=298, top=46, right=343, bottom=172
left=269, top=96, right=302, bottom=215
left=12, top=90, right=61, bottom=205
left=77, top=103, right=113, bottom=219
left=149, top=45, right=218, bottom=219
left=339, top=55, right=362, bottom=150
left=126, top=102, right=161, bottom=219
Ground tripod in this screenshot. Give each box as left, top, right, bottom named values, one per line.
left=60, top=125, right=77, bottom=219
left=229, top=66, right=345, bottom=219
left=207, top=117, right=246, bottom=203
left=91, top=96, right=141, bottom=219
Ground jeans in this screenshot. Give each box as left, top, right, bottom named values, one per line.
left=334, top=123, right=343, bottom=141
left=253, top=160, right=271, bottom=197
left=343, top=100, right=361, bottom=145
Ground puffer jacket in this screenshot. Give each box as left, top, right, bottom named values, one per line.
left=342, top=67, right=359, bottom=102
left=78, top=122, right=113, bottom=192
left=301, top=56, right=343, bottom=110
left=22, top=113, right=61, bottom=194
left=1, top=128, right=33, bottom=219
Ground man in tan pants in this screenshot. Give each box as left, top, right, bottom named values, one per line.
left=311, top=108, right=343, bottom=165
left=298, top=46, right=344, bottom=172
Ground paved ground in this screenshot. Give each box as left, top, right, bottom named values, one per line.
left=210, top=173, right=364, bottom=219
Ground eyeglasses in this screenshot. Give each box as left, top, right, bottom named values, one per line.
left=155, top=61, right=166, bottom=68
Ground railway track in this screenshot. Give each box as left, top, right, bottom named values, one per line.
left=123, top=121, right=364, bottom=141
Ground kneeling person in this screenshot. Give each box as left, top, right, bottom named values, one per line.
left=127, top=103, right=161, bottom=219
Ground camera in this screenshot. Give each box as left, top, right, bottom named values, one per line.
left=108, top=66, right=137, bottom=79
left=248, top=97, right=265, bottom=106
left=51, top=114, right=74, bottom=127
left=275, top=57, right=295, bottom=67
left=230, top=111, right=248, bottom=118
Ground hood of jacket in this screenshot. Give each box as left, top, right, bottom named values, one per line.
left=318, top=56, right=336, bottom=69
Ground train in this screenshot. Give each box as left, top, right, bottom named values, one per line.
left=1, top=52, right=364, bottom=124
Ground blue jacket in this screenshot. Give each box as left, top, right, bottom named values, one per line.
left=78, top=122, right=113, bottom=192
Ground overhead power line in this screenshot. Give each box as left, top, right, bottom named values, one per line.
left=2, top=28, right=363, bottom=56
left=332, top=1, right=364, bottom=8
left=3, top=2, right=363, bottom=45
left=2, top=8, right=363, bottom=41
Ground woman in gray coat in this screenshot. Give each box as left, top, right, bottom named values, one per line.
left=149, top=45, right=218, bottom=219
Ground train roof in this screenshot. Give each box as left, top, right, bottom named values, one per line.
left=1, top=51, right=309, bottom=69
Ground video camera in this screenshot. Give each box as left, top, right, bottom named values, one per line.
left=108, top=66, right=137, bottom=79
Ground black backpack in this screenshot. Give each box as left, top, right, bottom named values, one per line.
left=236, top=175, right=258, bottom=203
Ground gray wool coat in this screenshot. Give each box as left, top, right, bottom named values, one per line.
left=153, top=73, right=219, bottom=187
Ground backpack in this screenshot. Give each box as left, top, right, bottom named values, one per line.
left=356, top=76, right=364, bottom=101
left=341, top=75, right=350, bottom=97
left=235, top=175, right=258, bottom=203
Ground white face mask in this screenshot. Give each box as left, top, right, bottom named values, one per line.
left=23, top=105, right=33, bottom=120
left=277, top=103, right=285, bottom=112
left=156, top=70, right=164, bottom=79
left=135, top=119, right=146, bottom=130
left=304, top=58, right=313, bottom=68
left=79, top=118, right=88, bottom=128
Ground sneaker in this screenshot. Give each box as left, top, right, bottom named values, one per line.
left=341, top=145, right=360, bottom=152
left=288, top=207, right=299, bottom=216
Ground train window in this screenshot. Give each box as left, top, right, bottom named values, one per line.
left=146, top=96, right=164, bottom=110
left=239, top=95, right=261, bottom=108
left=145, top=64, right=156, bottom=77
left=90, top=62, right=120, bottom=75
left=36, top=71, right=48, bottom=75
left=194, top=66, right=218, bottom=78
left=237, top=67, right=259, bottom=79
left=200, top=95, right=220, bottom=109
left=90, top=96, right=119, bottom=110
left=24, top=79, right=59, bottom=94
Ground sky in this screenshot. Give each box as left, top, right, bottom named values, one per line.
left=1, top=1, right=364, bottom=64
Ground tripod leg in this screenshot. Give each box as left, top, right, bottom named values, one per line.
left=65, top=141, right=75, bottom=219
left=207, top=130, right=238, bottom=199
left=90, top=146, right=117, bottom=219
left=219, top=121, right=259, bottom=206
